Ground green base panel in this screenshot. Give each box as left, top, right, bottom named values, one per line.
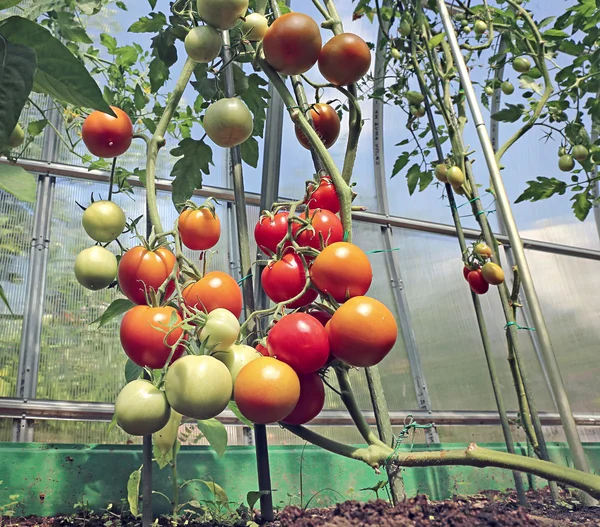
left=1, top=442, right=599, bottom=516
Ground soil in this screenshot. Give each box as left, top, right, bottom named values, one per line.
left=4, top=488, right=599, bottom=526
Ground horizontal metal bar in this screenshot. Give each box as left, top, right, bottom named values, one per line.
left=5, top=158, right=599, bottom=262
left=1, top=398, right=599, bottom=427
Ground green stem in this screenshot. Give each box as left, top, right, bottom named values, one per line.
left=28, top=97, right=76, bottom=153
left=171, top=451, right=179, bottom=518
left=145, top=57, right=197, bottom=235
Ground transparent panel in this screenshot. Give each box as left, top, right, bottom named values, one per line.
left=0, top=419, right=13, bottom=442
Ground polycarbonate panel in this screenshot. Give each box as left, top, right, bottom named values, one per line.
left=0, top=189, right=36, bottom=397
left=524, top=250, right=600, bottom=413
left=0, top=419, right=12, bottom=442
left=393, top=227, right=555, bottom=412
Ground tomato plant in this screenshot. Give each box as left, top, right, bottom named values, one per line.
left=164, top=355, right=233, bottom=419
left=82, top=200, right=126, bottom=243
left=178, top=206, right=221, bottom=251
left=182, top=271, right=243, bottom=318
left=114, top=379, right=170, bottom=436
left=118, top=246, right=176, bottom=305
left=82, top=106, right=133, bottom=158
left=203, top=98, right=253, bottom=148
left=310, top=242, right=372, bottom=302
left=74, top=246, right=117, bottom=290
left=305, top=175, right=340, bottom=214
left=467, top=269, right=489, bottom=295
left=318, top=33, right=371, bottom=86
left=120, top=305, right=185, bottom=369
left=327, top=296, right=397, bottom=368
left=234, top=357, right=300, bottom=424
left=282, top=373, right=325, bottom=425
left=262, top=13, right=322, bottom=75
left=261, top=251, right=317, bottom=308
left=295, top=103, right=341, bottom=150
left=254, top=211, right=289, bottom=255
left=295, top=209, right=343, bottom=250
left=266, top=313, right=330, bottom=374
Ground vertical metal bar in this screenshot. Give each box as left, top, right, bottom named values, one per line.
left=591, top=89, right=600, bottom=242
left=222, top=29, right=273, bottom=521
left=436, top=0, right=595, bottom=502
left=372, top=24, right=438, bottom=446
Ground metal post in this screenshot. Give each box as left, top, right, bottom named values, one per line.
left=436, top=0, right=595, bottom=502
left=222, top=30, right=273, bottom=521
left=591, top=90, right=600, bottom=242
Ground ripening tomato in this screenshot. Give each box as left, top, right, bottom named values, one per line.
left=234, top=357, right=301, bottom=424
left=262, top=13, right=322, bottom=75
left=282, top=373, right=325, bottom=425
left=120, top=305, right=185, bottom=369
left=267, top=313, right=330, bottom=374
left=295, top=209, right=343, bottom=250
left=468, top=269, right=489, bottom=295
left=118, top=246, right=176, bottom=304
left=481, top=262, right=505, bottom=285
left=261, top=251, right=318, bottom=309
left=474, top=243, right=492, bottom=259
left=254, top=211, right=289, bottom=255
left=114, top=380, right=170, bottom=436
left=182, top=271, right=242, bottom=318
left=327, top=296, right=397, bottom=368
left=178, top=207, right=221, bottom=251
left=295, top=103, right=341, bottom=150
left=310, top=242, right=372, bottom=302
left=82, top=106, right=133, bottom=158
left=305, top=176, right=340, bottom=214
left=318, top=33, right=371, bottom=86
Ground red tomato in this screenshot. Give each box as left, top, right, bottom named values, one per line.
left=468, top=269, right=489, bottom=295
left=295, top=103, right=341, bottom=150
left=182, top=271, right=242, bottom=318
left=82, top=106, right=133, bottom=158
left=310, top=242, right=372, bottom=302
left=295, top=209, right=343, bottom=250
left=463, top=266, right=471, bottom=281
left=254, top=211, right=289, bottom=256
left=282, top=373, right=325, bottom=425
left=178, top=207, right=221, bottom=251
left=327, top=296, right=397, bottom=368
left=262, top=13, right=322, bottom=75
left=305, top=308, right=332, bottom=327
left=118, top=246, right=176, bottom=305
left=318, top=33, right=372, bottom=86
left=120, top=305, right=185, bottom=368
left=305, top=176, right=340, bottom=214
left=255, top=341, right=269, bottom=357
left=267, top=313, right=330, bottom=374
left=261, top=252, right=317, bottom=309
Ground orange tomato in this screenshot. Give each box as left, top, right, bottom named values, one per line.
left=182, top=271, right=242, bottom=318
left=178, top=207, right=221, bottom=251
left=82, top=106, right=133, bottom=158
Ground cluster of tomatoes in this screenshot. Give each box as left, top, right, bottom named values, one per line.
left=463, top=242, right=505, bottom=295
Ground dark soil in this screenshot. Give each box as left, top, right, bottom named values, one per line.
left=4, top=488, right=599, bottom=526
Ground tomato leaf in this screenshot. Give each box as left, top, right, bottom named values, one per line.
left=518, top=75, right=542, bottom=95
left=170, top=138, right=213, bottom=210
left=124, top=359, right=143, bottom=383
left=128, top=12, right=167, bottom=33
left=152, top=442, right=172, bottom=470
left=196, top=418, right=228, bottom=457
left=491, top=104, right=526, bottom=123
left=228, top=401, right=253, bottom=428
left=0, top=0, right=23, bottom=9
left=247, top=491, right=270, bottom=511
left=391, top=152, right=410, bottom=178
left=0, top=16, right=112, bottom=114
left=428, top=33, right=444, bottom=49
left=148, top=56, right=169, bottom=93
left=26, top=119, right=48, bottom=137
left=200, top=480, right=229, bottom=507
left=405, top=163, right=431, bottom=195
left=0, top=164, right=37, bottom=202
left=571, top=191, right=592, bottom=221
left=240, top=136, right=259, bottom=168
left=0, top=284, right=13, bottom=315
left=91, top=298, right=135, bottom=327
left=0, top=38, right=35, bottom=150
left=127, top=466, right=142, bottom=516
left=515, top=177, right=568, bottom=203
left=106, top=412, right=118, bottom=434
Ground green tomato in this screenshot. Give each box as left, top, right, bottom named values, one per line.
left=390, top=48, right=401, bottom=60
left=9, top=124, right=24, bottom=148
left=74, top=246, right=117, bottom=290
left=164, top=355, right=233, bottom=420
left=212, top=343, right=261, bottom=385
left=447, top=166, right=465, bottom=187
left=410, top=104, right=425, bottom=118
left=114, top=379, right=170, bottom=436
left=197, top=0, right=248, bottom=30
left=153, top=408, right=182, bottom=456
left=199, top=308, right=240, bottom=351
left=485, top=86, right=494, bottom=96
left=203, top=98, right=253, bottom=148
left=558, top=146, right=567, bottom=157
left=473, top=20, right=487, bottom=36
left=82, top=200, right=126, bottom=243
left=399, top=19, right=411, bottom=37
left=184, top=25, right=222, bottom=63
left=406, top=91, right=425, bottom=105
left=572, top=145, right=589, bottom=162
left=558, top=154, right=575, bottom=172
left=241, top=13, right=269, bottom=41
left=500, top=81, right=514, bottom=95
left=434, top=163, right=448, bottom=183
left=512, top=57, right=531, bottom=73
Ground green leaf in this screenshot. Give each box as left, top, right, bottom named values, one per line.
left=0, top=164, right=37, bottom=202
left=428, top=33, right=444, bottom=49
left=0, top=284, right=13, bottom=315
left=240, top=74, right=270, bottom=138
left=27, top=119, right=48, bottom=137
left=90, top=298, right=135, bottom=327
left=491, top=103, right=525, bottom=123
left=405, top=164, right=432, bottom=195
left=0, top=38, right=35, bottom=150
left=277, top=0, right=290, bottom=14
left=128, top=12, right=167, bottom=33
left=543, top=28, right=569, bottom=38
left=54, top=11, right=93, bottom=44
left=228, top=401, right=253, bottom=428
left=419, top=170, right=433, bottom=192
left=100, top=33, right=117, bottom=54
left=0, top=16, right=112, bottom=114
left=518, top=75, right=542, bottom=95
left=0, top=0, right=22, bottom=9
left=134, top=84, right=146, bottom=110
left=149, top=56, right=169, bottom=93
left=240, top=136, right=259, bottom=168
left=116, top=1, right=127, bottom=9
left=515, top=177, right=568, bottom=203
left=197, top=418, right=227, bottom=457
left=124, top=359, right=143, bottom=383
left=127, top=467, right=142, bottom=516
left=572, top=191, right=592, bottom=221
left=107, top=412, right=118, bottom=434
left=200, top=480, right=229, bottom=506
left=246, top=491, right=269, bottom=511
left=170, top=138, right=213, bottom=209
left=148, top=0, right=157, bottom=8
left=152, top=442, right=173, bottom=470
left=391, top=152, right=410, bottom=177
